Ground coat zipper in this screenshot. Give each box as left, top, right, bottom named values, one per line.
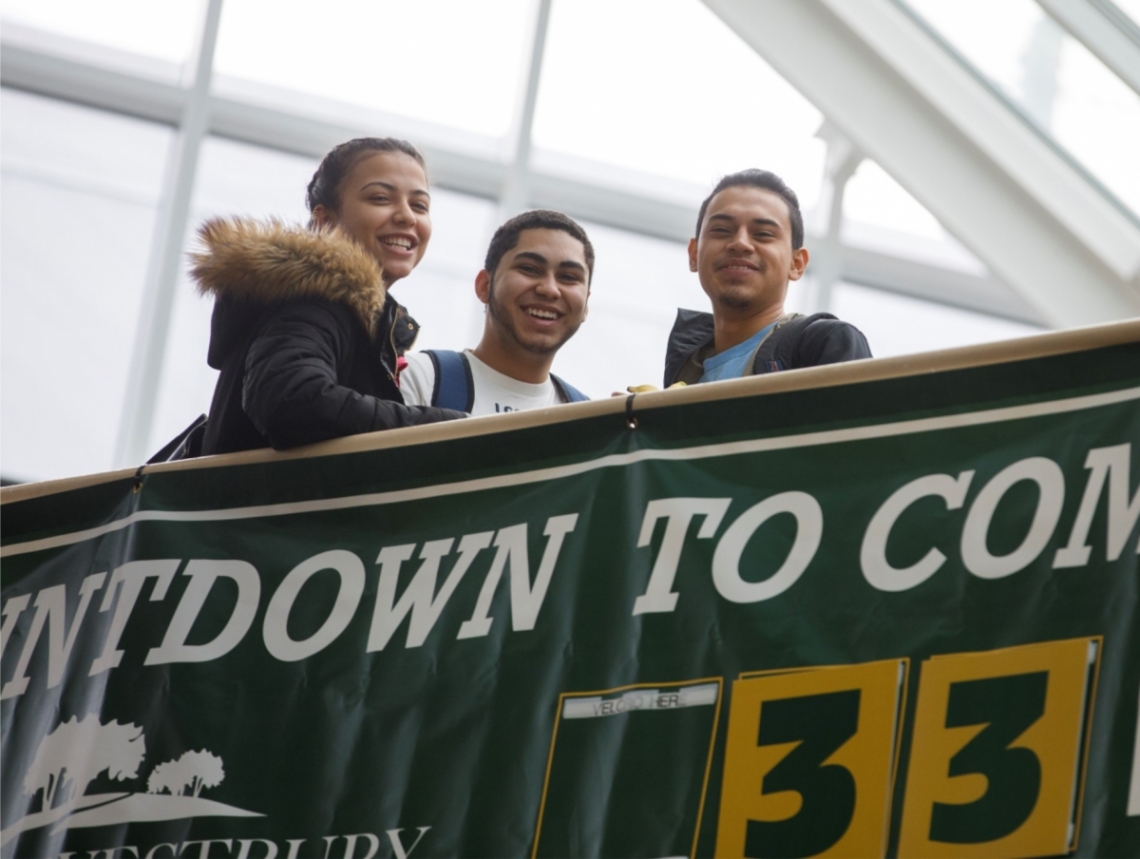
left=381, top=303, right=418, bottom=384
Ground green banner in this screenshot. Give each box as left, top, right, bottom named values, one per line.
left=3, top=328, right=1139, bottom=858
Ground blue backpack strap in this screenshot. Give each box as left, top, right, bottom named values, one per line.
left=425, top=350, right=474, bottom=412
left=552, top=374, right=589, bottom=403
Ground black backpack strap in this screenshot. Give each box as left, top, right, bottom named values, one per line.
left=752, top=313, right=836, bottom=374
left=147, top=414, right=207, bottom=463
left=425, top=350, right=474, bottom=412
left=551, top=374, right=589, bottom=403
left=664, top=308, right=716, bottom=387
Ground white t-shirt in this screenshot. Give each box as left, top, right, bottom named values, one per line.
left=400, top=350, right=562, bottom=416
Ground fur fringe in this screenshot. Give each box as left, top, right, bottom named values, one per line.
left=189, top=217, right=386, bottom=336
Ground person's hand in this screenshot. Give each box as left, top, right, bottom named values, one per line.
left=611, top=384, right=660, bottom=397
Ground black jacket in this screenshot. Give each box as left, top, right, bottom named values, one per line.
left=191, top=218, right=463, bottom=456
left=664, top=309, right=871, bottom=387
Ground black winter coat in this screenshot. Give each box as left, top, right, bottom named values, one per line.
left=664, top=309, right=871, bottom=387
left=191, top=218, right=463, bottom=456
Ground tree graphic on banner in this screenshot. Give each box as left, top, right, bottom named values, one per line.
left=147, top=750, right=225, bottom=797
left=22, top=715, right=146, bottom=808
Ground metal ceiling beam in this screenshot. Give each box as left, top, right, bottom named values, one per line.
left=0, top=29, right=186, bottom=124
left=702, top=0, right=1140, bottom=327
left=115, top=0, right=223, bottom=468
left=809, top=125, right=864, bottom=313
left=499, top=0, right=553, bottom=219
left=0, top=21, right=1045, bottom=326
left=831, top=0, right=1140, bottom=278
left=841, top=246, right=1039, bottom=324
left=1037, top=0, right=1140, bottom=96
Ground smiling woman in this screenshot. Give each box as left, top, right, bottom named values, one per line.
left=182, top=137, right=467, bottom=458
left=305, top=139, right=433, bottom=286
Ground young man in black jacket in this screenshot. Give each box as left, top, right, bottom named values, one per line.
left=664, top=170, right=870, bottom=387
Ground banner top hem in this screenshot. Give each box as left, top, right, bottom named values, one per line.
left=3, top=317, right=1137, bottom=507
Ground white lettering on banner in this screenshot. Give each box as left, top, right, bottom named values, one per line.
left=50, top=832, right=429, bottom=859
left=861, top=472, right=975, bottom=592
left=368, top=532, right=493, bottom=651
left=712, top=492, right=823, bottom=603
left=0, top=593, right=31, bottom=657
left=145, top=561, right=261, bottom=666
left=961, top=457, right=1065, bottom=579
left=8, top=437, right=1140, bottom=692
left=1131, top=684, right=1140, bottom=816
left=457, top=515, right=579, bottom=639
left=180, top=840, right=231, bottom=859
left=263, top=550, right=365, bottom=662
left=89, top=560, right=181, bottom=676
left=341, top=834, right=380, bottom=859
left=562, top=682, right=719, bottom=719
left=366, top=543, right=415, bottom=647
left=322, top=833, right=381, bottom=859
left=1055, top=443, right=1140, bottom=568
left=0, top=573, right=105, bottom=699
left=387, top=827, right=431, bottom=859
left=631, top=498, right=731, bottom=615
left=0, top=516, right=584, bottom=691
left=234, top=841, right=278, bottom=859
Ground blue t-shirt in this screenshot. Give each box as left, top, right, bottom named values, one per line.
left=698, top=322, right=777, bottom=383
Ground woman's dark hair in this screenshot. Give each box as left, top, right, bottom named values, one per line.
left=306, top=137, right=426, bottom=223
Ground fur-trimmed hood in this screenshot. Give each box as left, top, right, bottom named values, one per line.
left=191, top=217, right=388, bottom=337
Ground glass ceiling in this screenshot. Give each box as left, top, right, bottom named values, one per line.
left=0, top=0, right=203, bottom=62
left=4, top=0, right=1135, bottom=481
left=213, top=0, right=533, bottom=140
left=904, top=0, right=1140, bottom=218
left=1114, top=0, right=1140, bottom=26
left=5, top=0, right=1137, bottom=228
left=533, top=0, right=825, bottom=203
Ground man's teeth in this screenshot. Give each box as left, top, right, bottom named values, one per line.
left=526, top=308, right=559, bottom=320
left=382, top=237, right=412, bottom=249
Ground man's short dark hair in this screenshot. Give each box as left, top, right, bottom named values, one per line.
left=694, top=169, right=804, bottom=249
left=485, top=210, right=595, bottom=285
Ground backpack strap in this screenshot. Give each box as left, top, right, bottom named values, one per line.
left=146, top=414, right=207, bottom=464
left=425, top=350, right=474, bottom=412
left=751, top=313, right=837, bottom=374
left=551, top=374, right=589, bottom=403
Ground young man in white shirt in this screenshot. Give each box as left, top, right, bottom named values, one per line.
left=400, top=210, right=592, bottom=415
